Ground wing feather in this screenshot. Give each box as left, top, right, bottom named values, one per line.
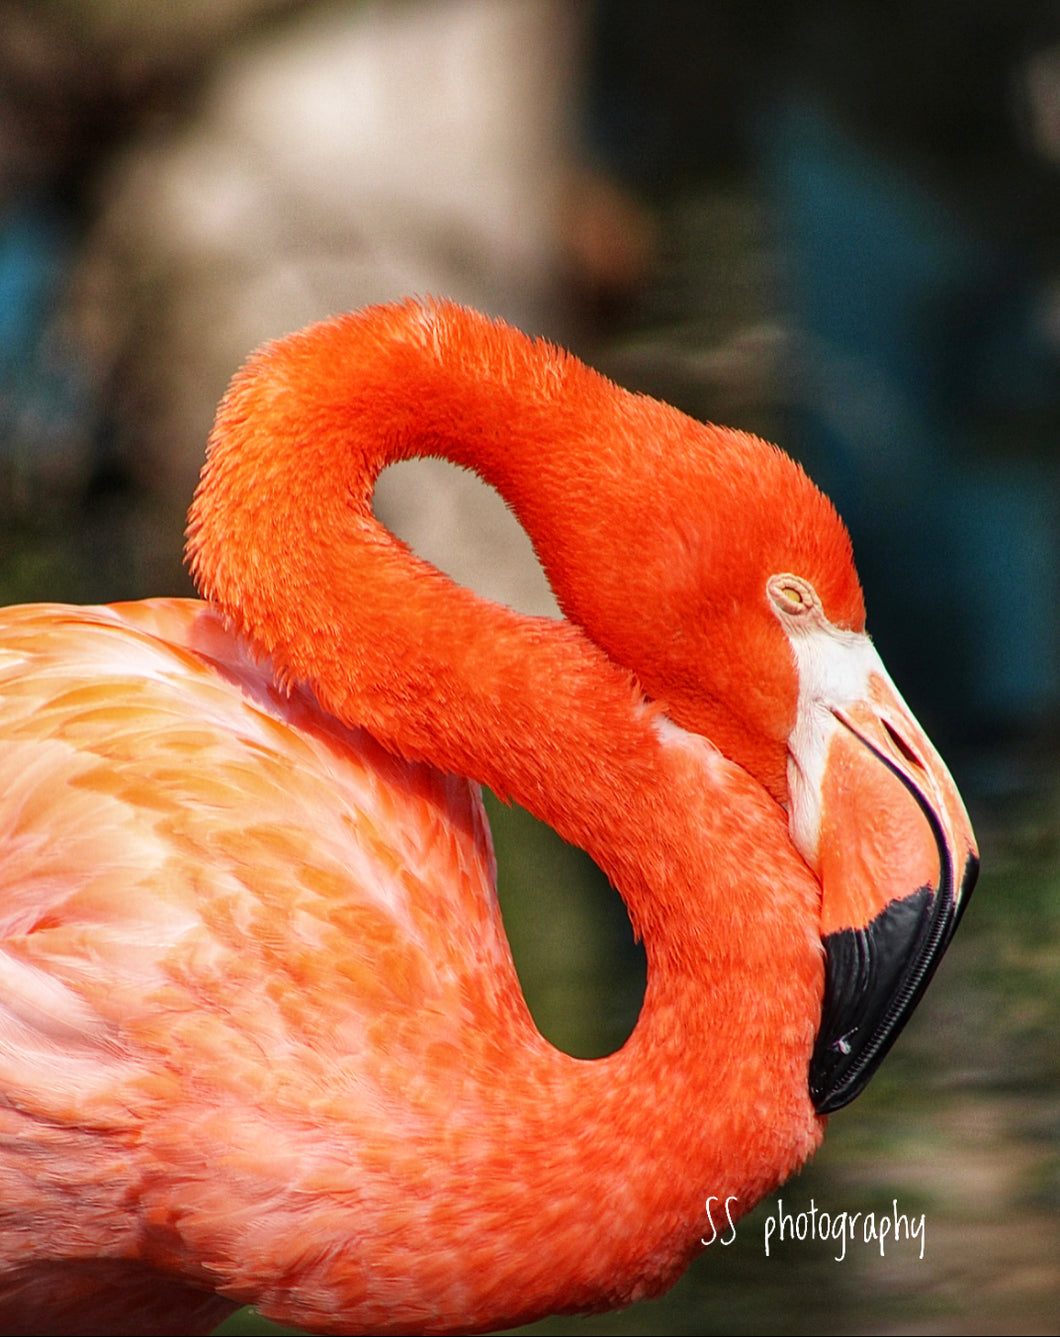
left=0, top=600, right=530, bottom=1282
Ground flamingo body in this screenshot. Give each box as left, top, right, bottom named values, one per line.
left=0, top=301, right=976, bottom=1334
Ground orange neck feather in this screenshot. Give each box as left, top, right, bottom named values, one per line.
left=185, top=299, right=827, bottom=1318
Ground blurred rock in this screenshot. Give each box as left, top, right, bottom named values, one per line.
left=72, top=0, right=588, bottom=604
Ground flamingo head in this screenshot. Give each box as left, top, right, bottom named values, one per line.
left=539, top=413, right=978, bottom=1113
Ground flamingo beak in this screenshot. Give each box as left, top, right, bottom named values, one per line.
left=802, top=670, right=978, bottom=1113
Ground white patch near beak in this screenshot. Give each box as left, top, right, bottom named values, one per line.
left=766, top=573, right=910, bottom=872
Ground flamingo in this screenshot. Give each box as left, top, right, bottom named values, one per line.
left=0, top=299, right=977, bottom=1336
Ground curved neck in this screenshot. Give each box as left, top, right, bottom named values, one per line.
left=186, top=304, right=671, bottom=909
left=188, top=301, right=856, bottom=802
left=185, top=301, right=826, bottom=1309
left=186, top=302, right=812, bottom=963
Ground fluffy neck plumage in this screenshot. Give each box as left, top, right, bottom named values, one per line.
left=185, top=300, right=826, bottom=1324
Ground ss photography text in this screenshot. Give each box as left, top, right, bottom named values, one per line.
left=702, top=1196, right=927, bottom=1262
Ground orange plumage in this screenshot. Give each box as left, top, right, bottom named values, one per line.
left=0, top=300, right=976, bottom=1335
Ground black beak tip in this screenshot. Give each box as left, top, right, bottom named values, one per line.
left=810, top=848, right=977, bottom=1114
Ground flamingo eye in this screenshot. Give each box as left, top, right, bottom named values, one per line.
left=767, top=574, right=818, bottom=618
